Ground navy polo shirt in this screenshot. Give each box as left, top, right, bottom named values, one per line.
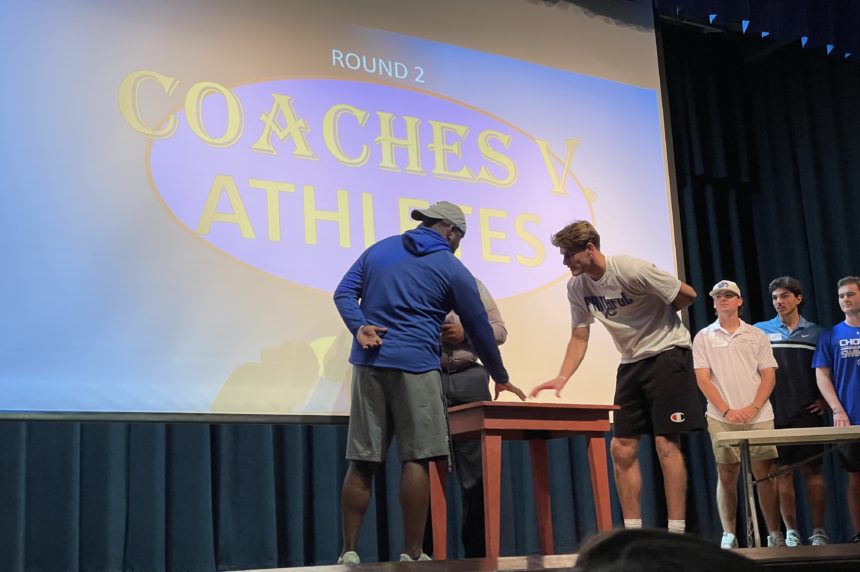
left=754, top=316, right=825, bottom=425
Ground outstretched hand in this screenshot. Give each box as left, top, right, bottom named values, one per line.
left=494, top=381, right=526, bottom=401
left=357, top=325, right=387, bottom=350
left=529, top=376, right=567, bottom=399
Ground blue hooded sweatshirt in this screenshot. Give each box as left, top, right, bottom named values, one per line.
left=333, top=227, right=509, bottom=383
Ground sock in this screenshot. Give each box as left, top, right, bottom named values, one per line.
left=667, top=519, right=685, bottom=534
left=624, top=518, right=643, bottom=529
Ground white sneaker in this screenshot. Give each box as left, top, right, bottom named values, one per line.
left=721, top=532, right=738, bottom=549
left=785, top=529, right=801, bottom=547
left=337, top=551, right=360, bottom=565
left=399, top=553, right=432, bottom=561
left=768, top=531, right=786, bottom=547
left=809, top=529, right=830, bottom=545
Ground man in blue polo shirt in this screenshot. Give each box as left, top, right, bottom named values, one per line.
left=754, top=276, right=829, bottom=546
left=813, top=276, right=860, bottom=544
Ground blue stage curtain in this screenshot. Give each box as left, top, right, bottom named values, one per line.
left=661, top=16, right=859, bottom=542
left=0, top=418, right=854, bottom=570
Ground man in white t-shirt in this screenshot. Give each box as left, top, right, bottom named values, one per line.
left=531, top=220, right=704, bottom=535
left=692, top=280, right=782, bottom=549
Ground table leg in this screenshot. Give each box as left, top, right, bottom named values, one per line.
left=587, top=432, right=613, bottom=531
left=529, top=439, right=554, bottom=554
left=739, top=440, right=760, bottom=547
left=429, top=459, right=449, bottom=560
left=482, top=432, right=502, bottom=558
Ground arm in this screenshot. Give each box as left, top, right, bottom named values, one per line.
left=694, top=367, right=750, bottom=423
left=333, top=255, right=367, bottom=334
left=736, top=367, right=775, bottom=421
left=529, top=326, right=590, bottom=398
left=671, top=281, right=698, bottom=311
left=441, top=279, right=507, bottom=346
left=449, top=270, right=509, bottom=384
left=483, top=289, right=508, bottom=346
left=816, top=367, right=850, bottom=426
left=333, top=254, right=387, bottom=349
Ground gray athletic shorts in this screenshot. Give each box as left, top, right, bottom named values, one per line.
left=346, top=365, right=449, bottom=463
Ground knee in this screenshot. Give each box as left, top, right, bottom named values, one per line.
left=717, top=464, right=740, bottom=486
left=801, top=464, right=823, bottom=481
left=654, top=435, right=681, bottom=460
left=751, top=460, right=774, bottom=481
left=610, top=438, right=638, bottom=468
left=349, top=460, right=378, bottom=481
left=775, top=473, right=796, bottom=495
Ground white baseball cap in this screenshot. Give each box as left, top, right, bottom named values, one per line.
left=709, top=279, right=741, bottom=297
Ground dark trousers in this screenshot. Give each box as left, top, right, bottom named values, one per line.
left=442, top=364, right=492, bottom=558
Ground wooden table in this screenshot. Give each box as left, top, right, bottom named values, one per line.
left=714, top=425, right=860, bottom=548
left=429, top=401, right=618, bottom=560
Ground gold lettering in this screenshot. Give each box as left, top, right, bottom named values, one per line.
left=196, top=175, right=255, bottom=238
left=535, top=137, right=581, bottom=194
left=323, top=104, right=370, bottom=166
left=252, top=94, right=317, bottom=158
left=118, top=70, right=179, bottom=139
left=304, top=186, right=350, bottom=247
left=476, top=130, right=516, bottom=187
left=514, top=213, right=544, bottom=267
left=427, top=120, right=473, bottom=182
left=398, top=197, right=429, bottom=233
left=479, top=208, right=510, bottom=263
left=184, top=82, right=244, bottom=147
left=361, top=192, right=376, bottom=247
left=376, top=112, right=423, bottom=174
left=248, top=179, right=295, bottom=241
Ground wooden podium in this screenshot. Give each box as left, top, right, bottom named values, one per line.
left=429, top=401, right=618, bottom=560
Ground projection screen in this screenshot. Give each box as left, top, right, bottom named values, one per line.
left=0, top=0, right=680, bottom=416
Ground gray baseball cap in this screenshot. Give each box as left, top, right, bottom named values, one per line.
left=411, top=201, right=467, bottom=234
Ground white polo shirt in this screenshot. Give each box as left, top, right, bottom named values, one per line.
left=692, top=319, right=778, bottom=422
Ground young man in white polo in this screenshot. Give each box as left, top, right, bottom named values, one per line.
left=692, top=280, right=783, bottom=548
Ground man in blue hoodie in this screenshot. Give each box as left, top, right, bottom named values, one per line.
left=333, top=201, right=526, bottom=564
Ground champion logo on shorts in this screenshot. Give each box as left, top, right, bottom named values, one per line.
left=670, top=412, right=686, bottom=423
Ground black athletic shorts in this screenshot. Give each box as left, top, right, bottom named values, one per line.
left=614, top=347, right=705, bottom=437
left=774, top=410, right=825, bottom=466
left=838, top=441, right=860, bottom=473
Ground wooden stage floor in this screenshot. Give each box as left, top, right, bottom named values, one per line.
left=243, top=543, right=860, bottom=571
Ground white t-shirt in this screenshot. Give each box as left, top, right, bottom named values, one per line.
left=692, top=319, right=778, bottom=422
left=567, top=255, right=690, bottom=363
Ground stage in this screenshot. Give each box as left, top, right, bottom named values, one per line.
left=242, top=543, right=860, bottom=571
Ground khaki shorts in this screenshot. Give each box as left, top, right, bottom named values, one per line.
left=707, top=416, right=778, bottom=464
left=346, top=365, right=449, bottom=463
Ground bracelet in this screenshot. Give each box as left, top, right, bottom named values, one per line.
left=722, top=408, right=730, bottom=418
left=833, top=408, right=845, bottom=415
left=752, top=403, right=761, bottom=412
